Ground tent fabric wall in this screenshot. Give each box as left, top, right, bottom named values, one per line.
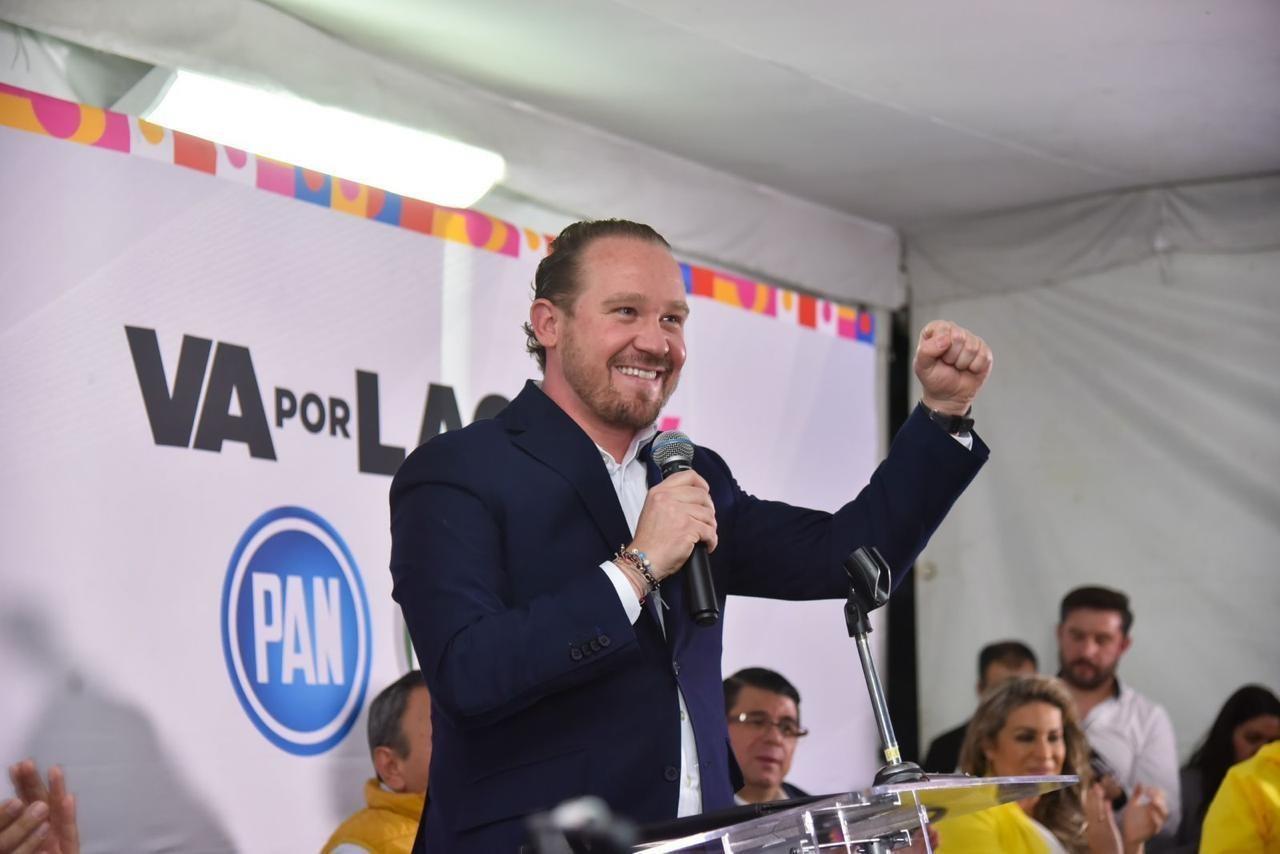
left=907, top=177, right=1280, bottom=763
left=0, top=4, right=903, bottom=307
left=908, top=174, right=1280, bottom=304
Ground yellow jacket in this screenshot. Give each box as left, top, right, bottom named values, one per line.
left=322, top=779, right=425, bottom=854
left=1201, top=740, right=1280, bottom=854
left=934, top=801, right=1055, bottom=853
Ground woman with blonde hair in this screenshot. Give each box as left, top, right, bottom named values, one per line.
left=934, top=675, right=1167, bottom=853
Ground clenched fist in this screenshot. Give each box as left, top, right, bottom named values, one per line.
left=914, top=320, right=993, bottom=416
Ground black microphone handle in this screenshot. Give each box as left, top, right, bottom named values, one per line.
left=683, top=542, right=719, bottom=627
left=656, top=454, right=719, bottom=627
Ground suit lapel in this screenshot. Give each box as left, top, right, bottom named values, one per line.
left=658, top=567, right=687, bottom=650
left=502, top=383, right=674, bottom=640
left=502, top=381, right=632, bottom=554
left=643, top=444, right=662, bottom=489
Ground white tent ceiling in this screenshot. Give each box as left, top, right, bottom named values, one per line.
left=3, top=0, right=1278, bottom=303
left=258, top=0, right=1280, bottom=226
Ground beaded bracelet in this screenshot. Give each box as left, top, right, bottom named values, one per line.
left=614, top=545, right=660, bottom=595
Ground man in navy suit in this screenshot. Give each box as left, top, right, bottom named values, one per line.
left=389, top=219, right=993, bottom=852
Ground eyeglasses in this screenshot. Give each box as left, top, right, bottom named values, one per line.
left=730, top=712, right=810, bottom=739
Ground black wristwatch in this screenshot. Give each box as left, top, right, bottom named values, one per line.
left=924, top=403, right=974, bottom=435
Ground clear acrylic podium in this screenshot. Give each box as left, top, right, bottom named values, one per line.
left=636, top=774, right=1078, bottom=853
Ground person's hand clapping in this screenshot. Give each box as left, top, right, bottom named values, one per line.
left=1083, top=782, right=1124, bottom=854
left=628, top=470, right=718, bottom=581
left=914, top=320, right=993, bottom=415
left=1120, top=784, right=1168, bottom=848
left=2, top=761, right=78, bottom=854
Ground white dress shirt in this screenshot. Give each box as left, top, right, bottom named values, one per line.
left=594, top=427, right=704, bottom=818
left=1082, top=679, right=1181, bottom=836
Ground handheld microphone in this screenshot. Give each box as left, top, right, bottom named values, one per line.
left=651, top=431, right=719, bottom=627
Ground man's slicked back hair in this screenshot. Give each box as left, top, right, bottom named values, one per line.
left=522, top=218, right=671, bottom=372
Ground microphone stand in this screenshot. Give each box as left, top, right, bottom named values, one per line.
left=844, top=547, right=927, bottom=787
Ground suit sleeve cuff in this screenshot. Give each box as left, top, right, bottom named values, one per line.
left=600, top=561, right=643, bottom=624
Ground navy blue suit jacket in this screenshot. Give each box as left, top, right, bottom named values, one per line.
left=389, top=381, right=987, bottom=852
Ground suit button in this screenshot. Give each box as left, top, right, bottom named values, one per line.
left=598, top=634, right=611, bottom=647
left=580, top=642, right=593, bottom=656
left=664, top=766, right=679, bottom=782
left=570, top=647, right=584, bottom=661
left=589, top=639, right=601, bottom=653
left=672, top=660, right=681, bottom=676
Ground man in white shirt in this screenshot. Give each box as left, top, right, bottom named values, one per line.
left=1056, top=585, right=1180, bottom=837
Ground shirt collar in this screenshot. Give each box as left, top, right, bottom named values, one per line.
left=595, top=424, right=658, bottom=472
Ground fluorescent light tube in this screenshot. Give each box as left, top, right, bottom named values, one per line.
left=145, top=69, right=505, bottom=208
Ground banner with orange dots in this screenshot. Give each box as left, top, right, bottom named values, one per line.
left=0, top=83, right=872, bottom=345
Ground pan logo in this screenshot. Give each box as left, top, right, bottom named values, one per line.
left=220, top=507, right=372, bottom=755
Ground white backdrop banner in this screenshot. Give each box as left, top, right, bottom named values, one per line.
left=0, top=86, right=885, bottom=852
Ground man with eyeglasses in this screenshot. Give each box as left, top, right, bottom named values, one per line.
left=724, top=668, right=812, bottom=804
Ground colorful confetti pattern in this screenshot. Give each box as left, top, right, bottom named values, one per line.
left=0, top=83, right=873, bottom=344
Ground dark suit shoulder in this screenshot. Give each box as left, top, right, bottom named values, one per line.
left=691, top=444, right=741, bottom=493
left=390, top=418, right=510, bottom=505
left=687, top=444, right=748, bottom=511
left=694, top=443, right=732, bottom=476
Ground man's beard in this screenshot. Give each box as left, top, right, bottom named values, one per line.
left=560, top=332, right=675, bottom=431
left=1059, top=654, right=1115, bottom=691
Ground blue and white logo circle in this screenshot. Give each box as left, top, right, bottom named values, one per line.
left=221, top=507, right=371, bottom=755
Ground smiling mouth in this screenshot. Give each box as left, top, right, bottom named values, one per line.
left=615, top=365, right=662, bottom=381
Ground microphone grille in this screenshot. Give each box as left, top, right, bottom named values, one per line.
left=651, top=430, right=695, bottom=468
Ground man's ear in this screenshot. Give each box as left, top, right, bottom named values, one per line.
left=372, top=746, right=406, bottom=792
left=1119, top=634, right=1133, bottom=656
left=529, top=299, right=560, bottom=349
